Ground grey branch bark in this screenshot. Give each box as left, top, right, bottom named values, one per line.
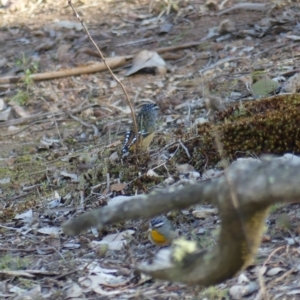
left=62, top=155, right=300, bottom=286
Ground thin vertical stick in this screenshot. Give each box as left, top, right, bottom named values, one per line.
left=68, top=0, right=138, bottom=154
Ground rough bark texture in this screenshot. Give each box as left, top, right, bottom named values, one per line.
left=62, top=156, right=300, bottom=286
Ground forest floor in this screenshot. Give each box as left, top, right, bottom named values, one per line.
left=0, top=0, right=300, bottom=299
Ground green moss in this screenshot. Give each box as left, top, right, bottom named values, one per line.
left=183, top=94, right=300, bottom=170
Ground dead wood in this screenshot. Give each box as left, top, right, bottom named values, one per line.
left=0, top=41, right=205, bottom=85
left=217, top=3, right=271, bottom=16
left=0, top=56, right=127, bottom=84
left=62, top=157, right=300, bottom=286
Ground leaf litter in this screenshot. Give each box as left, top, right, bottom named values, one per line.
left=0, top=0, right=300, bottom=299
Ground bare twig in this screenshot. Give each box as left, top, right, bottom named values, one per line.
left=0, top=103, right=99, bottom=129
left=116, top=37, right=154, bottom=47
left=106, top=172, right=110, bottom=192
left=199, top=56, right=240, bottom=73
left=151, top=144, right=180, bottom=172
left=217, top=3, right=271, bottom=16
left=156, top=41, right=206, bottom=54
left=69, top=113, right=99, bottom=136
left=263, top=246, right=286, bottom=267
left=40, top=96, right=66, bottom=150
left=256, top=267, right=267, bottom=300
left=178, top=139, right=191, bottom=159
left=274, top=267, right=295, bottom=283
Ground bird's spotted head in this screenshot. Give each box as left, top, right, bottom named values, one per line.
left=140, top=103, right=159, bottom=113
left=150, top=216, right=167, bottom=229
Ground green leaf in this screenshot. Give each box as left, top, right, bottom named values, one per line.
left=251, top=79, right=279, bottom=98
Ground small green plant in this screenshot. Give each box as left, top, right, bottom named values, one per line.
left=233, top=101, right=247, bottom=118
left=198, top=286, right=228, bottom=300
left=171, top=32, right=185, bottom=44
left=15, top=53, right=39, bottom=86
left=13, top=53, right=39, bottom=106
left=0, top=254, right=30, bottom=270
left=12, top=90, right=30, bottom=106
left=40, top=181, right=49, bottom=192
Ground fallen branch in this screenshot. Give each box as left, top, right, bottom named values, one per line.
left=0, top=103, right=99, bottom=129
left=80, top=41, right=206, bottom=57
left=0, top=57, right=127, bottom=84
left=0, top=41, right=205, bottom=85
left=62, top=156, right=300, bottom=286
left=217, top=3, right=272, bottom=16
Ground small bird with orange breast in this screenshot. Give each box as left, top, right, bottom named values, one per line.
left=148, top=215, right=177, bottom=246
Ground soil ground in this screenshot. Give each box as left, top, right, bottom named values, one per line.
left=0, top=0, right=300, bottom=299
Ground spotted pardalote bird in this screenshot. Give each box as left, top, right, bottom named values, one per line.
left=122, top=103, right=159, bottom=155
left=148, top=215, right=177, bottom=246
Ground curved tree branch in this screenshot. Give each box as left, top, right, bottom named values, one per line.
left=62, top=155, right=300, bottom=286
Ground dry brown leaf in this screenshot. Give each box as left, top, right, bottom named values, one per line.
left=57, top=44, right=71, bottom=63
left=110, top=183, right=126, bottom=192
left=125, top=50, right=166, bottom=76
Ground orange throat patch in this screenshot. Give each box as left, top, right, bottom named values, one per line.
left=150, top=229, right=168, bottom=245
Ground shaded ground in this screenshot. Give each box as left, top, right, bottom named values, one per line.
left=0, top=0, right=300, bottom=299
